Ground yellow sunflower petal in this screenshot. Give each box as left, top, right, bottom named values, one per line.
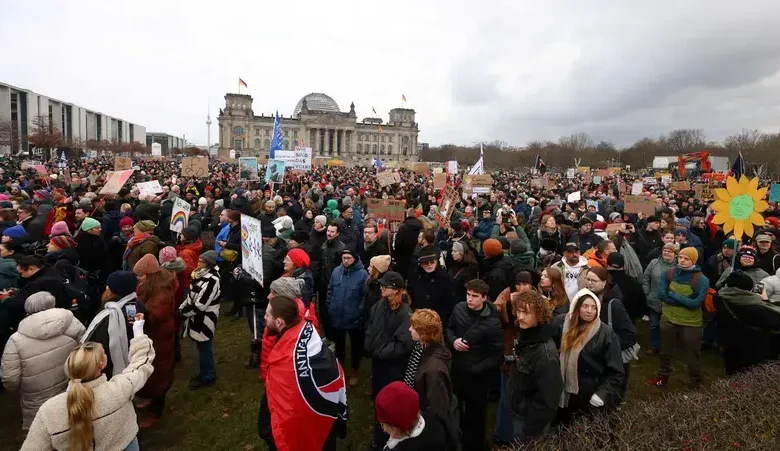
left=712, top=211, right=731, bottom=224
left=711, top=200, right=729, bottom=213
left=738, top=176, right=750, bottom=194
left=727, top=177, right=741, bottom=197
left=750, top=211, right=765, bottom=226
left=749, top=177, right=759, bottom=193
left=755, top=200, right=769, bottom=212
left=734, top=220, right=745, bottom=240
left=715, top=188, right=732, bottom=202
left=754, top=187, right=768, bottom=201
left=744, top=220, right=755, bottom=239
left=723, top=217, right=736, bottom=233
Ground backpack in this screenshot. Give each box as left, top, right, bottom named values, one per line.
left=54, top=260, right=92, bottom=324
left=666, top=268, right=716, bottom=313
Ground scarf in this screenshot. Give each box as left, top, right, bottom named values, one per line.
left=122, top=232, right=152, bottom=266
left=403, top=342, right=426, bottom=388
left=82, top=293, right=137, bottom=376
left=385, top=415, right=425, bottom=449
left=559, top=314, right=600, bottom=407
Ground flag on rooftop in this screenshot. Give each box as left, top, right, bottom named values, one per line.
left=239, top=78, right=248, bottom=88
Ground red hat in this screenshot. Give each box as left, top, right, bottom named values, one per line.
left=375, top=381, right=419, bottom=431
left=483, top=238, right=503, bottom=258
left=120, top=216, right=135, bottom=228
left=766, top=217, right=780, bottom=228
left=593, top=221, right=608, bottom=231
left=286, top=248, right=311, bottom=269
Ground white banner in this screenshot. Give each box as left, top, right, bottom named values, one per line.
left=567, top=168, right=576, bottom=179
left=631, top=182, right=644, bottom=195
left=137, top=180, right=162, bottom=196
left=169, top=197, right=191, bottom=233
left=275, top=147, right=312, bottom=171
left=241, top=214, right=265, bottom=286
left=151, top=143, right=162, bottom=157
left=446, top=160, right=458, bottom=174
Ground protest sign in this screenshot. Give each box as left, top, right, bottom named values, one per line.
left=586, top=200, right=599, bottom=210
left=432, top=167, right=444, bottom=175
left=661, top=175, right=672, bottom=184
left=114, top=157, right=132, bottom=171
left=433, top=173, right=447, bottom=190
left=181, top=157, right=209, bottom=178
left=99, top=169, right=134, bottom=195
left=265, top=159, right=286, bottom=184
left=631, top=182, right=643, bottom=195
left=367, top=198, right=405, bottom=222
left=567, top=168, right=576, bottom=179
left=327, top=159, right=345, bottom=167
left=33, top=165, right=48, bottom=177
left=670, top=181, right=691, bottom=191
left=137, top=180, right=163, bottom=197
left=618, top=182, right=627, bottom=194
left=643, top=176, right=656, bottom=185
left=695, top=183, right=715, bottom=201
left=567, top=191, right=581, bottom=203
left=275, top=147, right=313, bottom=171
left=238, top=157, right=259, bottom=180
left=434, top=185, right=460, bottom=229
left=770, top=184, right=780, bottom=202
left=609, top=167, right=622, bottom=175
left=593, top=176, right=602, bottom=184
left=151, top=143, right=162, bottom=157
left=471, top=174, right=493, bottom=194
left=577, top=166, right=591, bottom=174
left=531, top=178, right=546, bottom=188
left=413, top=162, right=429, bottom=174
left=169, top=197, right=191, bottom=233
left=241, top=214, right=265, bottom=286
left=446, top=160, right=458, bottom=174
left=597, top=169, right=611, bottom=177
left=624, top=195, right=656, bottom=217
left=377, top=170, right=401, bottom=187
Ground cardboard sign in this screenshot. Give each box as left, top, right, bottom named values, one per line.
left=670, top=181, right=691, bottom=192
left=609, top=167, right=622, bottom=175
left=531, top=178, right=546, bottom=188
left=618, top=182, right=627, bottom=194
left=624, top=195, right=656, bottom=217
left=471, top=174, right=493, bottom=194
left=181, top=157, right=209, bottom=178
left=275, top=147, right=313, bottom=171
left=413, top=162, right=430, bottom=174
left=240, top=214, right=265, bottom=286
left=169, top=197, right=191, bottom=233
left=661, top=175, right=672, bottom=184
left=577, top=166, right=591, bottom=174
left=597, top=169, right=611, bottom=177
left=327, top=159, right=345, bottom=167
left=114, top=157, right=132, bottom=171
left=770, top=184, right=780, bottom=202
left=367, top=198, right=406, bottom=222
left=593, top=176, right=602, bottom=185
left=137, top=180, right=163, bottom=197
left=643, top=176, right=656, bottom=185
left=377, top=170, right=401, bottom=187
left=631, top=182, right=643, bottom=195
left=434, top=173, right=447, bottom=190
left=99, top=169, right=134, bottom=195
left=434, top=185, right=460, bottom=229
left=695, top=183, right=715, bottom=201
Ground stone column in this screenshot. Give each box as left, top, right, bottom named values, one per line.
left=316, top=128, right=321, bottom=154
left=336, top=129, right=341, bottom=155
left=326, top=129, right=332, bottom=155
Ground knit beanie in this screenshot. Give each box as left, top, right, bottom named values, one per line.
left=49, top=221, right=71, bottom=237
left=50, top=235, right=76, bottom=250
left=25, top=291, right=56, bottom=314
left=159, top=246, right=178, bottom=264
left=81, top=217, right=101, bottom=232
left=314, top=215, right=327, bottom=228
left=722, top=238, right=737, bottom=250
left=107, top=271, right=138, bottom=298
left=766, top=217, right=780, bottom=229
left=269, top=277, right=302, bottom=299
left=286, top=248, right=311, bottom=269
left=510, top=239, right=528, bottom=255
left=78, top=198, right=92, bottom=210
left=676, top=217, right=691, bottom=229
left=483, top=238, right=503, bottom=258
left=200, top=250, right=218, bottom=266
left=452, top=241, right=466, bottom=256
left=198, top=197, right=207, bottom=205
left=678, top=246, right=698, bottom=264
left=738, top=246, right=758, bottom=260
left=135, top=220, right=156, bottom=233
left=369, top=255, right=392, bottom=274
left=2, top=225, right=27, bottom=240
left=120, top=216, right=135, bottom=228
left=133, top=253, right=161, bottom=275
left=375, top=381, right=420, bottom=431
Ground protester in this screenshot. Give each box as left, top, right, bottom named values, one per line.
left=407, top=249, right=456, bottom=327
left=375, top=381, right=448, bottom=450
left=549, top=242, right=589, bottom=303
left=642, top=243, right=677, bottom=354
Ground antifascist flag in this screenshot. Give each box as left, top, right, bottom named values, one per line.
left=731, top=151, right=746, bottom=180
left=535, top=154, right=547, bottom=174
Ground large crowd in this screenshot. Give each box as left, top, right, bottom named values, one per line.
left=1, top=154, right=780, bottom=451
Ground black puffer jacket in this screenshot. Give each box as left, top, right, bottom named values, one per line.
left=445, top=301, right=503, bottom=380
left=508, top=322, right=562, bottom=442
left=447, top=261, right=479, bottom=303
left=609, top=271, right=646, bottom=322
left=364, top=295, right=414, bottom=381
left=481, top=254, right=516, bottom=302
left=362, top=238, right=390, bottom=266
left=318, top=237, right=345, bottom=289
left=407, top=266, right=456, bottom=327
left=394, top=217, right=423, bottom=278
left=308, top=228, right=327, bottom=280
left=599, top=287, right=637, bottom=352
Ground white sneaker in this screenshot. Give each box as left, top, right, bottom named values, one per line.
left=642, top=315, right=650, bottom=322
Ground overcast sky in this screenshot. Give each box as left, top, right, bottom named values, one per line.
left=2, top=0, right=780, bottom=148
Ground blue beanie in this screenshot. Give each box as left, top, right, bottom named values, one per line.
left=676, top=217, right=691, bottom=229
left=2, top=225, right=28, bottom=240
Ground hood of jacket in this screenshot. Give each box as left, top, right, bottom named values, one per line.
left=0, top=257, right=18, bottom=279
left=342, top=258, right=366, bottom=274
left=17, top=308, right=75, bottom=340
left=508, top=251, right=535, bottom=266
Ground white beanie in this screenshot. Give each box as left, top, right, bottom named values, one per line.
left=198, top=197, right=207, bottom=205
left=25, top=291, right=56, bottom=314
left=314, top=215, right=327, bottom=228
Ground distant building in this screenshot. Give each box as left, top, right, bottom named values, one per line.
left=217, top=92, right=420, bottom=165
left=146, top=132, right=185, bottom=154
left=0, top=81, right=145, bottom=155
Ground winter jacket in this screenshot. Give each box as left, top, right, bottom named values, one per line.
left=308, top=228, right=327, bottom=279
left=474, top=218, right=497, bottom=242
left=549, top=256, right=589, bottom=303
left=658, top=265, right=709, bottom=327
left=716, top=266, right=770, bottom=290
left=364, top=295, right=414, bottom=380
left=125, top=234, right=162, bottom=271
left=381, top=412, right=448, bottom=451
left=395, top=217, right=423, bottom=278
left=20, top=215, right=46, bottom=242
left=714, top=287, right=780, bottom=375
left=413, top=343, right=454, bottom=428
left=180, top=266, right=221, bottom=342
left=20, top=334, right=155, bottom=451
left=136, top=284, right=176, bottom=399
left=2, top=308, right=85, bottom=430
left=583, top=248, right=607, bottom=269
left=757, top=249, right=780, bottom=276
left=101, top=210, right=123, bottom=242
left=445, top=301, right=503, bottom=398
left=610, top=271, right=646, bottom=322
left=318, top=237, right=346, bottom=289
left=4, top=266, right=69, bottom=332
left=481, top=254, right=516, bottom=302
left=508, top=322, right=562, bottom=442
left=633, top=228, right=662, bottom=268
left=407, top=266, right=457, bottom=327
left=0, top=257, right=19, bottom=290
left=339, top=218, right=362, bottom=255
left=293, top=267, right=315, bottom=308
left=447, top=261, right=479, bottom=303
left=82, top=295, right=145, bottom=379
left=704, top=252, right=732, bottom=287
left=75, top=232, right=109, bottom=274
left=599, top=289, right=637, bottom=352
left=761, top=268, right=780, bottom=305
left=362, top=238, right=390, bottom=267
left=531, top=228, right=564, bottom=255
left=643, top=257, right=675, bottom=313
left=327, top=260, right=369, bottom=330
left=507, top=250, right=535, bottom=272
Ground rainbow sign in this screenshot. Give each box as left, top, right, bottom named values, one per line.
left=169, top=198, right=191, bottom=233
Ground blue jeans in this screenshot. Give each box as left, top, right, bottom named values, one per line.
left=649, top=311, right=661, bottom=351
left=124, top=437, right=139, bottom=451
left=197, top=340, right=216, bottom=383
left=495, top=369, right=513, bottom=443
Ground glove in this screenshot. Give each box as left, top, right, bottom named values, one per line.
left=132, top=319, right=146, bottom=338
left=589, top=393, right=604, bottom=407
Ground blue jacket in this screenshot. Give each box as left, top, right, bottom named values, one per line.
left=474, top=218, right=497, bottom=241
left=214, top=222, right=230, bottom=263
left=327, top=259, right=368, bottom=329
left=658, top=265, right=709, bottom=309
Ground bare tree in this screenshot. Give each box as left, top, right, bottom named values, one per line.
left=558, top=132, right=593, bottom=151
left=660, top=129, right=706, bottom=153
left=0, top=118, right=20, bottom=152
left=724, top=129, right=763, bottom=153
left=27, top=115, right=63, bottom=160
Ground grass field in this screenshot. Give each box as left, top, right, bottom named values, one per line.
left=0, top=315, right=724, bottom=451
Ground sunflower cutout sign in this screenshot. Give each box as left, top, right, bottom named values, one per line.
left=710, top=175, right=768, bottom=239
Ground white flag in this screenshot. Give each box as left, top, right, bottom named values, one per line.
left=468, top=143, right=484, bottom=175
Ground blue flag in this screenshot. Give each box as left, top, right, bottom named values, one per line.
left=270, top=111, right=284, bottom=158
left=731, top=151, right=745, bottom=180
left=373, top=158, right=383, bottom=169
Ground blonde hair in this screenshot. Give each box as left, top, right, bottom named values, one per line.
left=120, top=203, right=132, bottom=213
left=410, top=309, right=443, bottom=344
left=64, top=342, right=106, bottom=451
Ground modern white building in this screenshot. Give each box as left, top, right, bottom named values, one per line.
left=0, top=81, right=146, bottom=155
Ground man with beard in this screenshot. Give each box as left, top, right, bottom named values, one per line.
left=317, top=223, right=345, bottom=339
left=549, top=243, right=590, bottom=303
left=309, top=215, right=328, bottom=278
left=632, top=215, right=662, bottom=268
left=361, top=223, right=389, bottom=264
left=754, top=233, right=780, bottom=275
left=73, top=206, right=90, bottom=238
left=258, top=200, right=277, bottom=231
left=566, top=216, right=602, bottom=253
left=259, top=295, right=347, bottom=451
left=705, top=239, right=737, bottom=285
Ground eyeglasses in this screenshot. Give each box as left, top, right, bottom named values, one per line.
left=421, top=260, right=437, bottom=266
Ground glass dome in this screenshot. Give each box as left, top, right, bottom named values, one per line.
left=293, top=93, right=340, bottom=116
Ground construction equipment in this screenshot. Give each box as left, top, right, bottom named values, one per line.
left=672, top=152, right=729, bottom=180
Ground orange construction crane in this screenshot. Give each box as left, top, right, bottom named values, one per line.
left=677, top=152, right=712, bottom=178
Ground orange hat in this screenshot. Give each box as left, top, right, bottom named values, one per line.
left=133, top=253, right=161, bottom=275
